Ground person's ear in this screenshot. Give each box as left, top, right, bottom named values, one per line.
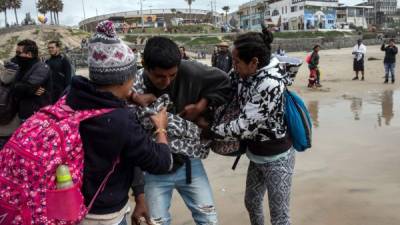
left=251, top=57, right=259, bottom=69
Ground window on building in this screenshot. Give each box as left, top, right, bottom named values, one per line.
left=291, top=6, right=297, bottom=12
left=299, top=6, right=304, bottom=10
left=328, top=20, right=334, bottom=24
left=272, top=9, right=280, bottom=16
left=348, top=8, right=355, bottom=17
left=266, top=10, right=271, bottom=16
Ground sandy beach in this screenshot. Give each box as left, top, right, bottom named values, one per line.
left=158, top=45, right=400, bottom=225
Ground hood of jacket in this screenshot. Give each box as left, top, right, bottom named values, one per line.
left=66, top=76, right=127, bottom=111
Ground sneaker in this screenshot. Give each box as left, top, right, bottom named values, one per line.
left=384, top=80, right=388, bottom=84
left=361, top=77, right=365, bottom=81
left=352, top=77, right=359, bottom=80
left=392, top=79, right=395, bottom=84
left=316, top=83, right=322, bottom=87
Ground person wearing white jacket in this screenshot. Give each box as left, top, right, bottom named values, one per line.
left=352, top=39, right=367, bottom=81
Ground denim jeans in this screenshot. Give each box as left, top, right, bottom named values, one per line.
left=384, top=63, right=396, bottom=80
left=144, top=159, right=218, bottom=225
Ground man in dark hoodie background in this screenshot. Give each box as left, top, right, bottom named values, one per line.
left=45, top=40, right=72, bottom=101
left=12, top=39, right=53, bottom=121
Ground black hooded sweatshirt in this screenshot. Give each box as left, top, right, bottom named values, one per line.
left=66, top=76, right=172, bottom=214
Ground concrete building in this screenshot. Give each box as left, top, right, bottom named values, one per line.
left=79, top=9, right=222, bottom=32
left=336, top=4, right=373, bottom=29
left=358, top=0, right=398, bottom=26
left=266, top=0, right=339, bottom=31
left=238, top=0, right=267, bottom=31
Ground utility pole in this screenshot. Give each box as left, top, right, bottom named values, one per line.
left=140, top=0, right=144, bottom=31
left=211, top=0, right=214, bottom=25
left=81, top=0, right=86, bottom=19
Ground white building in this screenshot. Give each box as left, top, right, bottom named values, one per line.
left=336, top=5, right=373, bottom=29
left=266, top=0, right=339, bottom=31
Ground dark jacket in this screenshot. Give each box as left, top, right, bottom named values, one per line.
left=308, top=51, right=319, bottom=70
left=381, top=44, right=398, bottom=64
left=138, top=60, right=231, bottom=171
left=13, top=59, right=53, bottom=120
left=66, top=76, right=172, bottom=214
left=142, top=60, right=231, bottom=113
left=212, top=51, right=233, bottom=73
left=46, top=54, right=72, bottom=102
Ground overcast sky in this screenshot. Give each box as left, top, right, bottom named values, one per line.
left=0, top=0, right=367, bottom=27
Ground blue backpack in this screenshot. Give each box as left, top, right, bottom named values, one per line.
left=284, top=90, right=312, bottom=152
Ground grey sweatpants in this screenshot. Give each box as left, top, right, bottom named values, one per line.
left=244, top=149, right=295, bottom=225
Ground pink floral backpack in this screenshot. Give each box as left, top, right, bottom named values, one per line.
left=0, top=97, right=116, bottom=225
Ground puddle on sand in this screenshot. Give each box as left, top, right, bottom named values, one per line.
left=307, top=89, right=400, bottom=128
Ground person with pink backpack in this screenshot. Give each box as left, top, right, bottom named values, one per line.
left=0, top=20, right=173, bottom=225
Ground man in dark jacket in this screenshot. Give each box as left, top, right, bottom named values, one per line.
left=46, top=40, right=72, bottom=101
left=132, top=37, right=231, bottom=225
left=212, top=42, right=233, bottom=73
left=381, top=39, right=398, bottom=84
left=74, top=20, right=173, bottom=225
left=12, top=39, right=52, bottom=121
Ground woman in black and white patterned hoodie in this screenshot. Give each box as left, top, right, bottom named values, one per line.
left=209, top=28, right=295, bottom=225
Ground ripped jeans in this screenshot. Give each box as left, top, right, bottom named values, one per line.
left=144, top=159, right=218, bottom=225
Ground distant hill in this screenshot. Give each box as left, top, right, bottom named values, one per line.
left=0, top=25, right=90, bottom=60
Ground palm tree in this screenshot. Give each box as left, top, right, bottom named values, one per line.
left=8, top=0, right=21, bottom=25
left=0, top=0, right=9, bottom=27
left=37, top=0, right=49, bottom=23
left=47, top=0, right=57, bottom=24
left=184, top=0, right=194, bottom=23
left=55, top=0, right=63, bottom=25
left=222, top=6, right=230, bottom=24
left=170, top=8, right=176, bottom=16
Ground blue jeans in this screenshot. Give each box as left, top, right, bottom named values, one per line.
left=384, top=63, right=396, bottom=80
left=144, top=159, right=218, bottom=225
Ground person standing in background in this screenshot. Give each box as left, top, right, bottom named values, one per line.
left=46, top=40, right=72, bottom=101
left=352, top=39, right=367, bottom=81
left=381, top=39, right=398, bottom=84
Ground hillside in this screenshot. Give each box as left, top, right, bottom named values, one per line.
left=0, top=25, right=90, bottom=60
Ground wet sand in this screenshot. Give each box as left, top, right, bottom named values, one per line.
left=156, top=45, right=400, bottom=225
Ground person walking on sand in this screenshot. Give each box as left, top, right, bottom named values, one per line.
left=381, top=39, right=398, bottom=84
left=308, top=45, right=321, bottom=88
left=352, top=39, right=367, bottom=81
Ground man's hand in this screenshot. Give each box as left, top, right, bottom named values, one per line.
left=131, top=93, right=157, bottom=107
left=35, top=87, right=46, bottom=96
left=179, top=98, right=208, bottom=122
left=131, top=193, right=153, bottom=225
left=179, top=104, right=203, bottom=121
left=195, top=116, right=210, bottom=130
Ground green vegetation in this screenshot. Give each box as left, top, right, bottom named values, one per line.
left=32, top=28, right=40, bottom=35
left=0, top=36, right=19, bottom=59
left=362, top=32, right=377, bottom=40
left=273, top=31, right=354, bottom=39
left=186, top=36, right=221, bottom=46
left=68, top=28, right=90, bottom=37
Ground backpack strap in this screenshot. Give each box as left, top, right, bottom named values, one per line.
left=87, top=157, right=120, bottom=212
